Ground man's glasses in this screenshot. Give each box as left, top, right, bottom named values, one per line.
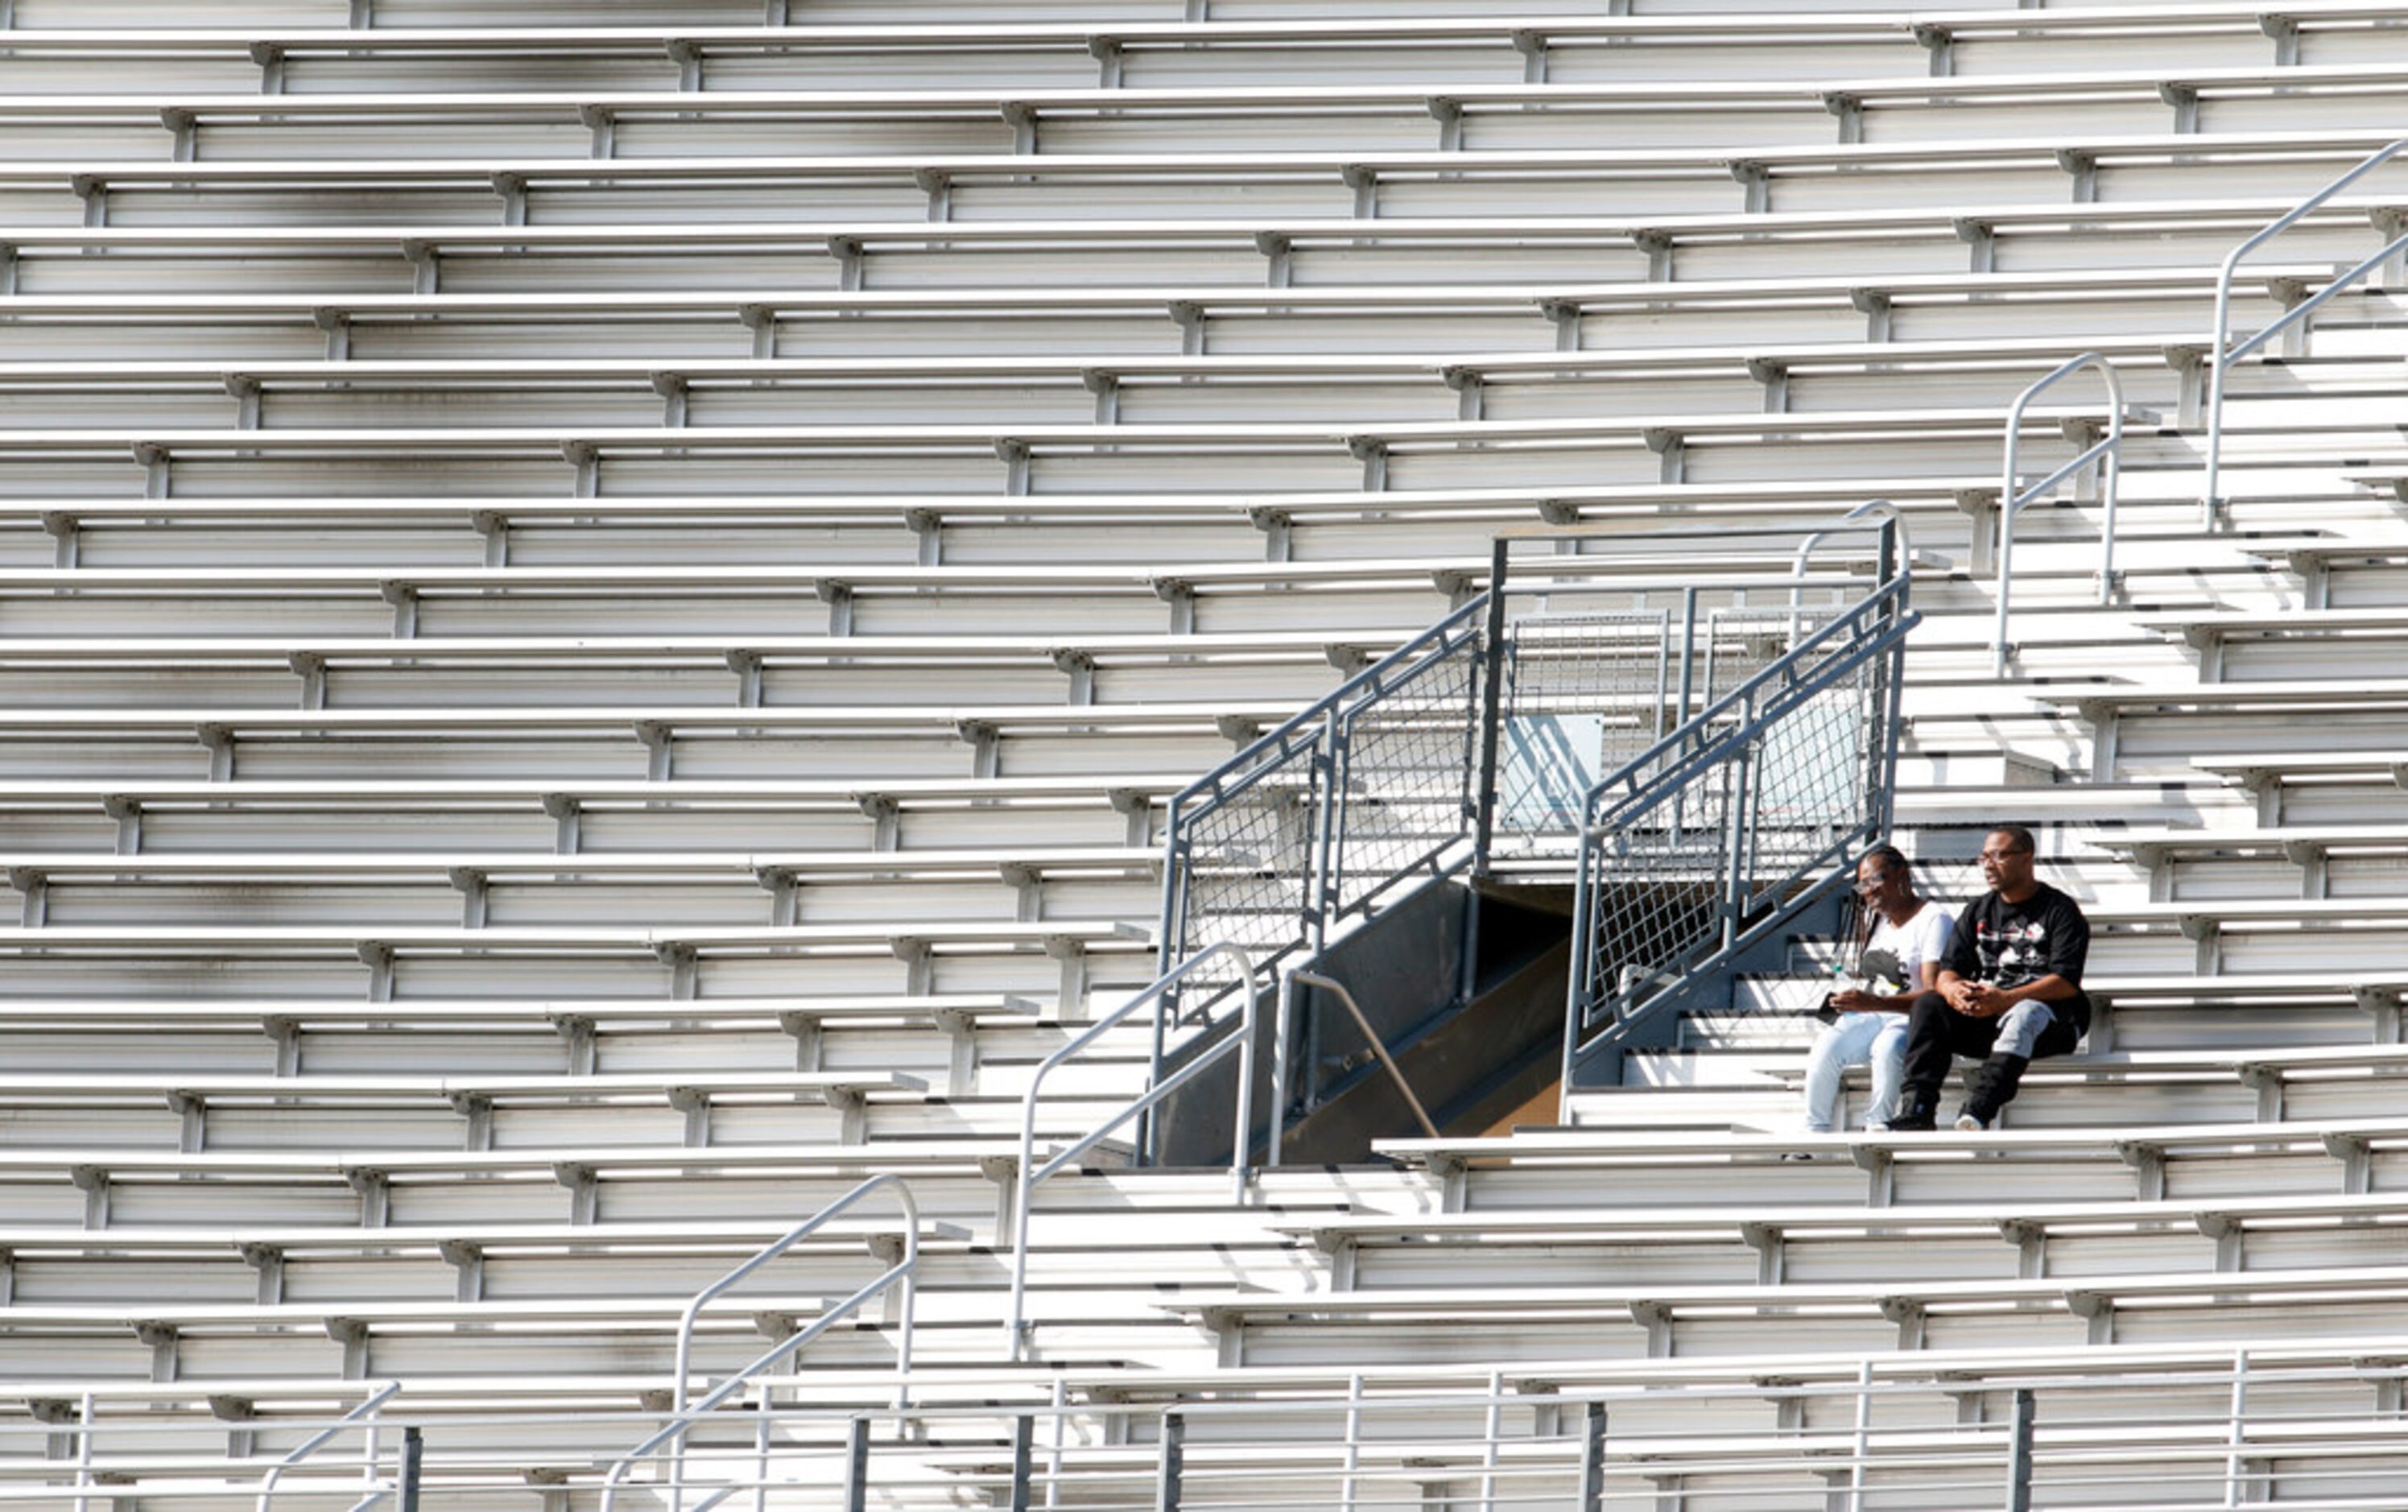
left=1978, top=848, right=2032, bottom=862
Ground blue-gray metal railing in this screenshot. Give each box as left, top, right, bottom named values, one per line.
left=1565, top=543, right=1914, bottom=1072
left=1007, top=941, right=1262, bottom=1362
left=1155, top=598, right=1491, bottom=1000
left=1997, top=353, right=2125, bottom=677
left=600, top=1174, right=927, bottom=1512
left=2203, top=136, right=2408, bottom=526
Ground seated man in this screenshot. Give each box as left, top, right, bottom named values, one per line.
left=1798, top=845, right=1953, bottom=1135
left=1888, top=824, right=2091, bottom=1132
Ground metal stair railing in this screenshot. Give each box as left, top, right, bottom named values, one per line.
left=1154, top=597, right=1492, bottom=1008
left=599, top=1173, right=927, bottom=1512
left=1565, top=542, right=1914, bottom=1074
left=1156, top=532, right=1891, bottom=1033
left=1996, top=352, right=2128, bottom=678
left=254, top=1382, right=403, bottom=1512
left=2202, top=135, right=2408, bottom=526
left=1006, top=940, right=1262, bottom=1363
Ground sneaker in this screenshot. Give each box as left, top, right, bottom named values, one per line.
left=1954, top=1111, right=1988, bottom=1132
left=1885, top=1097, right=1937, bottom=1133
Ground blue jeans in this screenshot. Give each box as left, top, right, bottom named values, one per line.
left=1802, top=1011, right=1909, bottom=1132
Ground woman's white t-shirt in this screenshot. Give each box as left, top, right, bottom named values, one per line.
left=1852, top=899, right=1956, bottom=997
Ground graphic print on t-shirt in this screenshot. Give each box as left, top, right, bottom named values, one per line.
left=1973, top=917, right=2049, bottom=988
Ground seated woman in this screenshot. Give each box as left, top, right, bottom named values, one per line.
left=1799, top=845, right=1954, bottom=1134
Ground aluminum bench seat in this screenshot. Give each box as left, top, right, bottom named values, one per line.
left=0, top=919, right=1150, bottom=953
left=1277, top=1188, right=2408, bottom=1270
left=0, top=991, right=1040, bottom=1033
left=0, top=845, right=1154, bottom=881
left=0, top=633, right=1394, bottom=689
left=0, top=407, right=2121, bottom=463
left=26, top=126, right=2408, bottom=196
left=0, top=335, right=2199, bottom=403
left=1745, top=1043, right=2408, bottom=1123
left=0, top=261, right=2334, bottom=325
left=1159, top=1257, right=2408, bottom=1364
left=14, top=60, right=2408, bottom=147
left=1376, top=1117, right=2408, bottom=1206
left=0, top=991, right=1064, bottom=1097
left=27, top=1137, right=1134, bottom=1233
left=0, top=1070, right=928, bottom=1153
left=0, top=775, right=1183, bottom=855
left=0, top=8, right=2339, bottom=72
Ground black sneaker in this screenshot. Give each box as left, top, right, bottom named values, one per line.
left=1885, top=1096, right=1938, bottom=1132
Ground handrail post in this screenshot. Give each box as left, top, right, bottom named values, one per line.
left=1471, top=543, right=1511, bottom=875
left=1228, top=962, right=1257, bottom=1205
left=1154, top=1411, right=1185, bottom=1512
left=396, top=1427, right=422, bottom=1512
left=841, top=1417, right=869, bottom=1512
left=2202, top=135, right=2408, bottom=527
left=1268, top=965, right=1299, bottom=1169
left=1310, top=703, right=1343, bottom=951
left=2005, top=1388, right=2036, bottom=1512
left=1576, top=1400, right=1606, bottom=1510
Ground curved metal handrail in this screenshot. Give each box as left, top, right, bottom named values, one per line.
left=599, top=1173, right=925, bottom=1512
left=2203, top=135, right=2408, bottom=524
left=1790, top=499, right=1910, bottom=589
left=1996, top=352, right=2125, bottom=678
left=1006, top=940, right=1260, bottom=1361
left=1277, top=970, right=1440, bottom=1157
left=257, top=1381, right=402, bottom=1512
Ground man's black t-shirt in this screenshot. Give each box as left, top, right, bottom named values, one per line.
left=1939, top=880, right=2091, bottom=1032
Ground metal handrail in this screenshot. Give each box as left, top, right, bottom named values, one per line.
left=1156, top=594, right=1491, bottom=977
left=2202, top=135, right=2408, bottom=525
left=20, top=1348, right=2408, bottom=1505
left=1271, top=969, right=1440, bottom=1166
left=599, top=1174, right=925, bottom=1512
left=1563, top=562, right=1915, bottom=1064
left=1996, top=352, right=2125, bottom=678
left=1791, top=498, right=1910, bottom=589
left=255, top=1381, right=400, bottom=1512
left=1006, top=941, right=1260, bottom=1361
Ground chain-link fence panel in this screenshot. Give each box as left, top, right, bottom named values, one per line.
left=1575, top=581, right=1911, bottom=1039
left=1493, top=611, right=1668, bottom=849
left=1745, top=650, right=1878, bottom=896
left=1326, top=630, right=1485, bottom=925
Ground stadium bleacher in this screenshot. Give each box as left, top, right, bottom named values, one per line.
left=11, top=0, right=2408, bottom=1505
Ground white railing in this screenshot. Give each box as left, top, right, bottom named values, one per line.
left=5, top=1347, right=2405, bottom=1506
left=1996, top=351, right=2125, bottom=677
left=600, top=1174, right=927, bottom=1512
left=2202, top=135, right=2408, bottom=526
left=254, top=1382, right=401, bottom=1512
left=1006, top=941, right=1262, bottom=1362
